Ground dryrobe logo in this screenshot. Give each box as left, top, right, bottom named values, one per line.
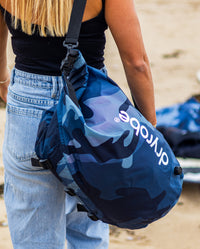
left=118, top=111, right=169, bottom=166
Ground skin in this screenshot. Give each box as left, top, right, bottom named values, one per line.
left=0, top=0, right=157, bottom=126
left=0, top=8, right=9, bottom=103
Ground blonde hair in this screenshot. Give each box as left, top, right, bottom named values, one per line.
left=8, top=0, right=73, bottom=36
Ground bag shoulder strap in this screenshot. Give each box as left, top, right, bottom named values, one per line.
left=64, top=0, right=87, bottom=47
left=61, top=0, right=87, bottom=107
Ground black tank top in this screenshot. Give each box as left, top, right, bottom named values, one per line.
left=0, top=1, right=108, bottom=75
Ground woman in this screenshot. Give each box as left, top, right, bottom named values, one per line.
left=0, top=0, right=157, bottom=248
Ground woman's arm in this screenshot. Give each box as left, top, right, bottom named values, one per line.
left=0, top=9, right=10, bottom=103
left=105, top=0, right=157, bottom=126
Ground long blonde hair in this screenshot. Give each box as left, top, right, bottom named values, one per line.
left=7, top=0, right=73, bottom=36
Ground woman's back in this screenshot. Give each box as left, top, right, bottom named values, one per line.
left=0, top=0, right=108, bottom=75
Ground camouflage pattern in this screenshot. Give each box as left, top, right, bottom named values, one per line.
left=35, top=50, right=183, bottom=229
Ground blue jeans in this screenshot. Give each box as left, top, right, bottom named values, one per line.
left=3, top=68, right=109, bottom=249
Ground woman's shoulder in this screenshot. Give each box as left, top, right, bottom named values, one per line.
left=0, top=0, right=11, bottom=13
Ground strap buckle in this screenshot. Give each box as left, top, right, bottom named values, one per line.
left=60, top=44, right=79, bottom=74
left=39, top=159, right=53, bottom=170
left=31, top=158, right=53, bottom=170
left=63, top=41, right=79, bottom=50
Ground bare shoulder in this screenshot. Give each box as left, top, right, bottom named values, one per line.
left=105, top=0, right=137, bottom=25
left=104, top=0, right=144, bottom=58
left=82, top=0, right=102, bottom=22
left=0, top=0, right=11, bottom=12
left=0, top=0, right=5, bottom=7
left=104, top=0, right=139, bottom=37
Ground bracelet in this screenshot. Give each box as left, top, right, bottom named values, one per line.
left=0, top=77, right=10, bottom=84
left=0, top=68, right=10, bottom=84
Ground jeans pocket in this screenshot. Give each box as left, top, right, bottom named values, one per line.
left=5, top=103, right=43, bottom=162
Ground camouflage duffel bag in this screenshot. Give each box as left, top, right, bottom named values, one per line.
left=34, top=49, right=183, bottom=229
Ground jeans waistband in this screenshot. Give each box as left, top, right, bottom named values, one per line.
left=10, top=66, right=107, bottom=99
left=11, top=68, right=65, bottom=99
left=12, top=68, right=64, bottom=87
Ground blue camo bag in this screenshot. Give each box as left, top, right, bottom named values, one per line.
left=34, top=49, right=183, bottom=229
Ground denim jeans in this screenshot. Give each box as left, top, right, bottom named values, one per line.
left=3, top=68, right=109, bottom=249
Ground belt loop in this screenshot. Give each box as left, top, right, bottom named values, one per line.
left=10, top=68, right=15, bottom=86
left=59, top=76, right=64, bottom=97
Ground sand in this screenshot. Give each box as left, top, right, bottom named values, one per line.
left=1, top=0, right=200, bottom=248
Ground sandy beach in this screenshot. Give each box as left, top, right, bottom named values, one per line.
left=1, top=0, right=200, bottom=248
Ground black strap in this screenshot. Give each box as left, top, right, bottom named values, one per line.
left=64, top=0, right=87, bottom=46
left=61, top=0, right=87, bottom=107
